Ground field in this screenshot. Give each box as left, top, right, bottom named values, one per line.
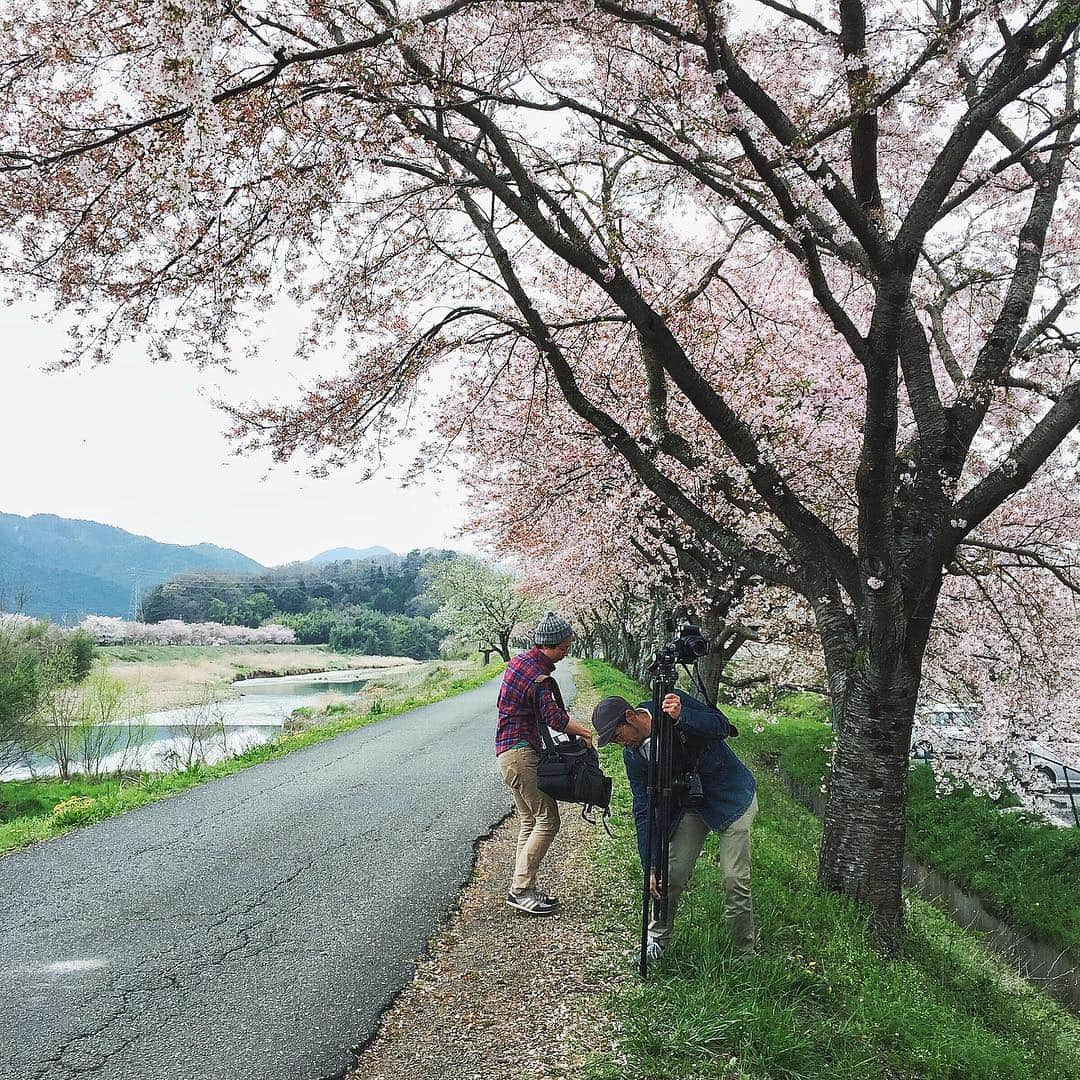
left=99, top=643, right=423, bottom=711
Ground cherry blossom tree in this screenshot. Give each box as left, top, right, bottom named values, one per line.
left=423, top=552, right=536, bottom=660
left=3, top=1, right=1080, bottom=937
left=451, top=384, right=818, bottom=694
left=78, top=616, right=296, bottom=646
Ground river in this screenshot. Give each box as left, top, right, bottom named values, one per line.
left=9, top=665, right=420, bottom=780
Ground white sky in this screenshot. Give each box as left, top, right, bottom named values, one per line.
left=0, top=303, right=476, bottom=568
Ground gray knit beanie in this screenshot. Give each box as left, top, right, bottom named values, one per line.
left=533, top=611, right=573, bottom=646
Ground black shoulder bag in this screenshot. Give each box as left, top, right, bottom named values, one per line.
left=532, top=676, right=613, bottom=827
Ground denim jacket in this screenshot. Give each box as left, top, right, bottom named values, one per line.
left=624, top=690, right=756, bottom=869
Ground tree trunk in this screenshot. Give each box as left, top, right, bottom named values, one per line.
left=497, top=630, right=511, bottom=662
left=818, top=671, right=918, bottom=943
left=817, top=604, right=922, bottom=946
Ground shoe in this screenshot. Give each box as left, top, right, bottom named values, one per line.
left=635, top=938, right=666, bottom=965
left=506, top=888, right=559, bottom=916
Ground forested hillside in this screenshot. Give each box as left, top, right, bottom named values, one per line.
left=139, top=551, right=455, bottom=658
left=0, top=512, right=263, bottom=622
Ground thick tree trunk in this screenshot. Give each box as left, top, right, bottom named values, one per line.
left=817, top=662, right=918, bottom=944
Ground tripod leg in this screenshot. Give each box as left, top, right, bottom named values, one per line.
left=639, top=701, right=660, bottom=979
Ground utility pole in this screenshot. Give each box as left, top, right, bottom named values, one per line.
left=127, top=571, right=141, bottom=622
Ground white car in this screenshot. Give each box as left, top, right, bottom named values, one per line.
left=910, top=704, right=975, bottom=761
left=910, top=705, right=1079, bottom=789
left=1019, top=743, right=1080, bottom=791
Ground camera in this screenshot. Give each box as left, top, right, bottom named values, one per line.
left=674, top=769, right=705, bottom=808
left=649, top=622, right=710, bottom=674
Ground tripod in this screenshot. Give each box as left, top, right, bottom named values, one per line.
left=639, top=653, right=679, bottom=979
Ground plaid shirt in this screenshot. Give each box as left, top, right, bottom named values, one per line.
left=495, top=646, right=570, bottom=755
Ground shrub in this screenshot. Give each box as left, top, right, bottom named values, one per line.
left=50, top=795, right=99, bottom=827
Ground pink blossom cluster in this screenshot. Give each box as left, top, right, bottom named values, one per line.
left=77, top=616, right=296, bottom=646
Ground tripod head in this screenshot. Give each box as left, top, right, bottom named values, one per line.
left=646, top=612, right=710, bottom=680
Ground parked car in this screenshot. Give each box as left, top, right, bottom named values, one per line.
left=910, top=704, right=1079, bottom=792
left=1021, top=743, right=1080, bottom=791
left=910, top=703, right=975, bottom=761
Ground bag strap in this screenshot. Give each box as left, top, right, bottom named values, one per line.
left=581, top=802, right=614, bottom=837
left=531, top=674, right=566, bottom=751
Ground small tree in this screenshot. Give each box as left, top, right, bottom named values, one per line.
left=35, top=648, right=83, bottom=781
left=161, top=686, right=227, bottom=773
left=74, top=669, right=147, bottom=779
left=426, top=555, right=537, bottom=662
left=0, top=622, right=44, bottom=777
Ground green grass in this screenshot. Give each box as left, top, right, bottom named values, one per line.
left=577, top=661, right=1080, bottom=1080
left=0, top=659, right=504, bottom=856
left=732, top=694, right=1080, bottom=958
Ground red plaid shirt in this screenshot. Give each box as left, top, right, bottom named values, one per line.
left=495, top=646, right=570, bottom=754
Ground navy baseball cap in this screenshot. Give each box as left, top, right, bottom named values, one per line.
left=592, top=695, right=635, bottom=746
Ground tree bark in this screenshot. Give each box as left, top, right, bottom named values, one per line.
left=817, top=602, right=922, bottom=946
left=818, top=674, right=917, bottom=944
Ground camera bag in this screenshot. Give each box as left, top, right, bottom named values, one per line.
left=532, top=676, right=613, bottom=815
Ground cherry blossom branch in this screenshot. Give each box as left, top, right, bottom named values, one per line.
left=959, top=538, right=1080, bottom=594
left=451, top=183, right=803, bottom=591
left=697, top=3, right=890, bottom=269
left=955, top=380, right=1080, bottom=531
left=894, top=9, right=1079, bottom=269
left=381, top=78, right=863, bottom=594
left=749, top=0, right=836, bottom=38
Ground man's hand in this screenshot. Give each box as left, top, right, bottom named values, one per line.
left=649, top=872, right=663, bottom=900
left=567, top=720, right=594, bottom=746
left=661, top=693, right=682, bottom=721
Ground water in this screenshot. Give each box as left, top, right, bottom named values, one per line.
left=8, top=667, right=403, bottom=780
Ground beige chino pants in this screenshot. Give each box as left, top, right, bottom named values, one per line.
left=648, top=794, right=758, bottom=956
left=497, top=746, right=561, bottom=893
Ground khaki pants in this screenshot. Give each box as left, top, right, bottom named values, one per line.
left=497, top=747, right=561, bottom=892
left=649, top=794, right=757, bottom=956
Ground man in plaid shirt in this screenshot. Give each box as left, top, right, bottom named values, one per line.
left=496, top=612, right=594, bottom=915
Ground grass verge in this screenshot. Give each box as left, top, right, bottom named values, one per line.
left=0, top=659, right=504, bottom=857
left=577, top=660, right=1080, bottom=1080
left=734, top=693, right=1080, bottom=958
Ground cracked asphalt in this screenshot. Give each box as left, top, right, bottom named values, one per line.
left=0, top=662, right=577, bottom=1080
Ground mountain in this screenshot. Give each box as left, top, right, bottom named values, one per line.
left=0, top=512, right=264, bottom=623
left=308, top=545, right=398, bottom=564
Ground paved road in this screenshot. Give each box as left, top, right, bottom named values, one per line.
left=0, top=662, right=577, bottom=1080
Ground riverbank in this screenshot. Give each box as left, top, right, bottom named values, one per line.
left=0, top=658, right=504, bottom=856
left=100, top=643, right=423, bottom=711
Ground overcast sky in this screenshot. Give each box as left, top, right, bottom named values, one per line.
left=1, top=302, right=475, bottom=568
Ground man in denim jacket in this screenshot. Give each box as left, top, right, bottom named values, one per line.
left=592, top=689, right=758, bottom=960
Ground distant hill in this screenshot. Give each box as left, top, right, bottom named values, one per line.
left=308, top=545, right=398, bottom=564
left=0, top=512, right=264, bottom=623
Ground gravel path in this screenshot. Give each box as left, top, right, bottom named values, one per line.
left=350, top=663, right=631, bottom=1080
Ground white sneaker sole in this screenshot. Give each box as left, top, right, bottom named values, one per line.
left=505, top=896, right=559, bottom=916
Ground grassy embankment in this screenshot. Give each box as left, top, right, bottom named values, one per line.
left=577, top=659, right=1080, bottom=1080
left=0, top=657, right=504, bottom=857
left=746, top=692, right=1079, bottom=958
